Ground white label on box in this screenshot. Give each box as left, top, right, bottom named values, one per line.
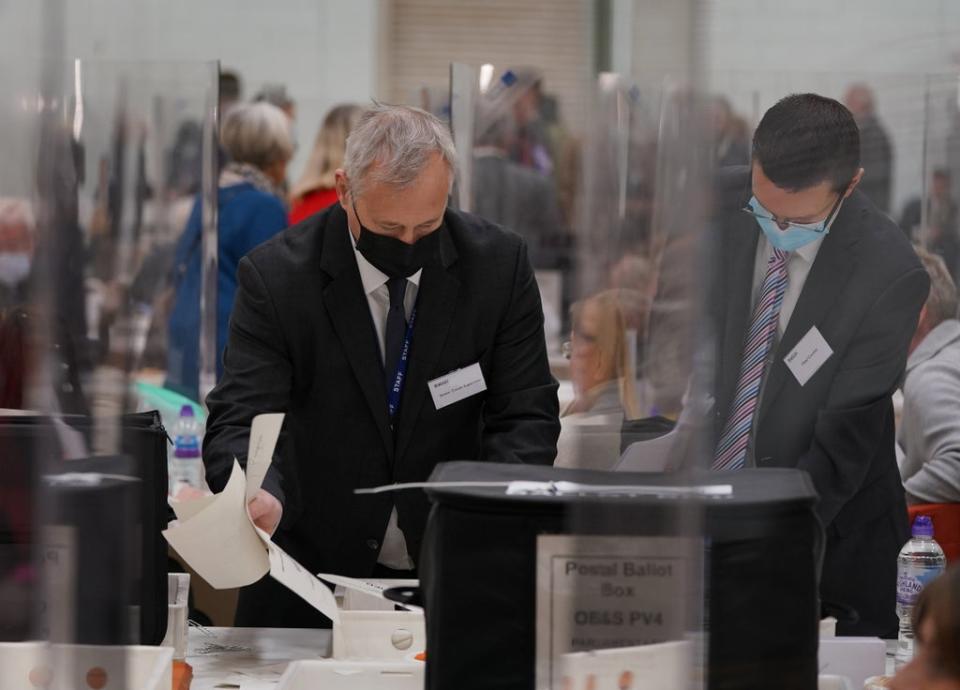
left=535, top=535, right=698, bottom=690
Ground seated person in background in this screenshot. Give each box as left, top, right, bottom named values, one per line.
left=203, top=104, right=559, bottom=628
left=711, top=96, right=751, bottom=168
left=166, top=102, right=292, bottom=401
left=289, top=104, right=363, bottom=225
left=891, top=565, right=960, bottom=690
left=898, top=247, right=960, bottom=504
left=555, top=290, right=644, bottom=470
left=900, top=169, right=959, bottom=280
left=0, top=198, right=33, bottom=311
left=0, top=198, right=35, bottom=409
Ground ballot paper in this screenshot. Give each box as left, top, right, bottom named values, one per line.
left=163, top=413, right=339, bottom=624
left=318, top=573, right=422, bottom=612
left=557, top=640, right=693, bottom=690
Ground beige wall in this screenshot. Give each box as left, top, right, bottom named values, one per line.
left=385, top=0, right=595, bottom=134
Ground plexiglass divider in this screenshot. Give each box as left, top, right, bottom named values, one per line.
left=1, top=53, right=216, bottom=688
left=449, top=63, right=713, bottom=688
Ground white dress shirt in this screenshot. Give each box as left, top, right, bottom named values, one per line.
left=751, top=232, right=824, bottom=337
left=744, top=232, right=824, bottom=465
left=350, top=228, right=421, bottom=570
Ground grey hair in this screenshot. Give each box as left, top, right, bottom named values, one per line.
left=220, top=102, right=294, bottom=170
left=915, top=245, right=959, bottom=325
left=343, top=104, right=457, bottom=199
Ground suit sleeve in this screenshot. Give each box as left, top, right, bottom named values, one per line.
left=796, top=266, right=929, bottom=525
left=903, top=357, right=960, bottom=503
left=480, top=238, right=560, bottom=464
left=203, top=255, right=292, bottom=506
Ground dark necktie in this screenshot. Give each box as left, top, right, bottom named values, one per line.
left=384, top=277, right=408, bottom=397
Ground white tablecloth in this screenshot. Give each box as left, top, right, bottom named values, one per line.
left=185, top=627, right=899, bottom=688
left=187, top=627, right=330, bottom=690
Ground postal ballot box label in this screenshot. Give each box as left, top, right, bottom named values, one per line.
left=535, top=535, right=698, bottom=690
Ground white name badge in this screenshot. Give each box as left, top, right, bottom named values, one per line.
left=784, top=325, right=833, bottom=386
left=428, top=362, right=487, bottom=410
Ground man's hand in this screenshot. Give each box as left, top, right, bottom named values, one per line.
left=248, top=489, right=283, bottom=536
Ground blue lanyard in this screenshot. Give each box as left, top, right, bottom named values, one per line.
left=387, top=305, right=417, bottom=420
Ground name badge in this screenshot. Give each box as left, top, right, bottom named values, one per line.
left=428, top=362, right=487, bottom=410
left=784, top=326, right=833, bottom=386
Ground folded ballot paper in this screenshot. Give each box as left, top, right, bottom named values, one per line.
left=162, top=413, right=340, bottom=625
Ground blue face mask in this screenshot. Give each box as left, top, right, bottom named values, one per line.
left=745, top=195, right=843, bottom=252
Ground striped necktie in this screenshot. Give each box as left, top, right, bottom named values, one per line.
left=713, top=248, right=789, bottom=471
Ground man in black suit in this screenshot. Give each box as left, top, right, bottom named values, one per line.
left=709, top=94, right=929, bottom=636
left=203, top=104, right=560, bottom=627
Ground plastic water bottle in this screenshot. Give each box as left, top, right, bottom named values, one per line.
left=168, top=405, right=203, bottom=495
left=895, top=515, right=946, bottom=668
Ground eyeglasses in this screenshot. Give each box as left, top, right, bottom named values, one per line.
left=561, top=330, right=597, bottom=360
left=742, top=193, right=845, bottom=233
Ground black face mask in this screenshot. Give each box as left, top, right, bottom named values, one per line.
left=353, top=203, right=442, bottom=278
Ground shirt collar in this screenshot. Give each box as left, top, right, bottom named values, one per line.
left=794, top=235, right=824, bottom=263
left=347, top=226, right=422, bottom=295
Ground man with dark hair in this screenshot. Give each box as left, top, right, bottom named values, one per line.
left=218, top=69, right=243, bottom=115
left=710, top=93, right=929, bottom=636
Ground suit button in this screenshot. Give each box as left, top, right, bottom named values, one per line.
left=366, top=539, right=380, bottom=551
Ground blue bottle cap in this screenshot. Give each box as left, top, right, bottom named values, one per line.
left=179, top=404, right=195, bottom=418
left=912, top=515, right=934, bottom=538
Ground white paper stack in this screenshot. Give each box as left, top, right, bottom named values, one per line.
left=162, top=413, right=341, bottom=625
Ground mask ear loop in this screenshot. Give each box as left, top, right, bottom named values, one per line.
left=350, top=201, right=365, bottom=231
left=821, top=189, right=847, bottom=232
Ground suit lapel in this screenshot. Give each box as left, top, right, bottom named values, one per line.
left=394, top=224, right=460, bottom=466
left=716, top=214, right=760, bottom=423
left=758, top=210, right=859, bottom=421
left=320, top=207, right=394, bottom=459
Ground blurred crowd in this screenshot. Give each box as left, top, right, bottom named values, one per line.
left=3, top=67, right=960, bottom=540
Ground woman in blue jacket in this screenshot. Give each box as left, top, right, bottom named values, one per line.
left=167, top=102, right=293, bottom=401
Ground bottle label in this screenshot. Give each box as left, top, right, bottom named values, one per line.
left=897, top=564, right=942, bottom=606
left=174, top=434, right=201, bottom=458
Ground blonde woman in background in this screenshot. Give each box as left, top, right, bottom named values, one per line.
left=288, top=103, right=363, bottom=224
left=555, top=289, right=645, bottom=470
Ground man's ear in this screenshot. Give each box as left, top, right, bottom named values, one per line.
left=334, top=169, right=350, bottom=209
left=844, top=167, right=866, bottom=198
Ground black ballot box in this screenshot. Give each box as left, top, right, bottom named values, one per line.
left=418, top=462, right=822, bottom=690
left=0, top=411, right=169, bottom=645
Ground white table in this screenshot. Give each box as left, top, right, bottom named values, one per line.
left=185, top=627, right=900, bottom=688
left=187, top=627, right=330, bottom=690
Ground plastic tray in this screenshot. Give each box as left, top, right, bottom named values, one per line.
left=0, top=642, right=172, bottom=690
left=277, top=659, right=423, bottom=689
